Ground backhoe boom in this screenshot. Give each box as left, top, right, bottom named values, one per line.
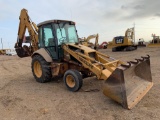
left=15, top=9, right=38, bottom=57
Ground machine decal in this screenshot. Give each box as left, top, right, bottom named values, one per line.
left=115, top=36, right=124, bottom=44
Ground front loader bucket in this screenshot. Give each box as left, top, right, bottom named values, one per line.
left=103, top=57, right=153, bottom=109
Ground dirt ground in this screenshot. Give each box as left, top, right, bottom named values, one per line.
left=0, top=47, right=160, bottom=120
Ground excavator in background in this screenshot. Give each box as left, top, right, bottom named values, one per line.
left=147, top=34, right=160, bottom=47
left=99, top=41, right=108, bottom=49
left=15, top=8, right=153, bottom=109
left=79, top=34, right=99, bottom=50
left=107, top=28, right=137, bottom=52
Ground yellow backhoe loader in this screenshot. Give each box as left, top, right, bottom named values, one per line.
left=147, top=34, right=160, bottom=47
left=15, top=9, right=153, bottom=109
left=79, top=34, right=99, bottom=50
left=108, top=28, right=137, bottom=52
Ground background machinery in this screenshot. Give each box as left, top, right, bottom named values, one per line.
left=107, top=28, right=137, bottom=51
left=15, top=9, right=153, bottom=109
left=147, top=34, right=160, bottom=47
left=0, top=49, right=6, bottom=55
left=138, top=38, right=146, bottom=47
left=99, top=41, right=108, bottom=49
left=79, top=34, right=99, bottom=50
left=0, top=49, right=12, bottom=55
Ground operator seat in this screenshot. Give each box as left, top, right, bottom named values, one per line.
left=48, top=38, right=55, bottom=46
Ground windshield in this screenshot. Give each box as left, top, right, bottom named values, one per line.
left=55, top=22, right=78, bottom=45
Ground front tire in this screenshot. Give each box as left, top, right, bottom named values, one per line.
left=63, top=69, right=83, bottom=92
left=31, top=55, right=52, bottom=83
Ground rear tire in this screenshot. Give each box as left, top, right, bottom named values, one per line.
left=31, top=55, right=52, bottom=83
left=63, top=69, right=83, bottom=92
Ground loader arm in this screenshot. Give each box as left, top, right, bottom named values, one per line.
left=15, top=8, right=39, bottom=57
left=63, top=44, right=153, bottom=109
left=62, top=44, right=124, bottom=80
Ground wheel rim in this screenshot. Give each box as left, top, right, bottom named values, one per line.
left=66, top=75, right=75, bottom=88
left=34, top=61, right=42, bottom=78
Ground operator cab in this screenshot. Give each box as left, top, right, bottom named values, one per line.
left=37, top=20, right=79, bottom=60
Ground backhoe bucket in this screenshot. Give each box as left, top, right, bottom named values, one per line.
left=103, top=57, right=153, bottom=109
left=15, top=43, right=31, bottom=58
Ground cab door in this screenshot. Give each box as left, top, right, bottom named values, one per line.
left=39, top=24, right=58, bottom=60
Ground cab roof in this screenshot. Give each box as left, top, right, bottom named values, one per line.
left=37, top=19, right=75, bottom=27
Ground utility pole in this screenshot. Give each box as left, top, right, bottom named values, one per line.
left=1, top=38, right=3, bottom=50
left=133, top=23, right=135, bottom=44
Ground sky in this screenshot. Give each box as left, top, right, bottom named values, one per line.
left=0, top=0, right=160, bottom=49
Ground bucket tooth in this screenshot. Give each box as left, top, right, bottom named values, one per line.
left=121, top=62, right=131, bottom=68
left=130, top=59, right=139, bottom=64
left=137, top=57, right=144, bottom=62
left=142, top=55, right=150, bottom=60
left=135, top=59, right=140, bottom=62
